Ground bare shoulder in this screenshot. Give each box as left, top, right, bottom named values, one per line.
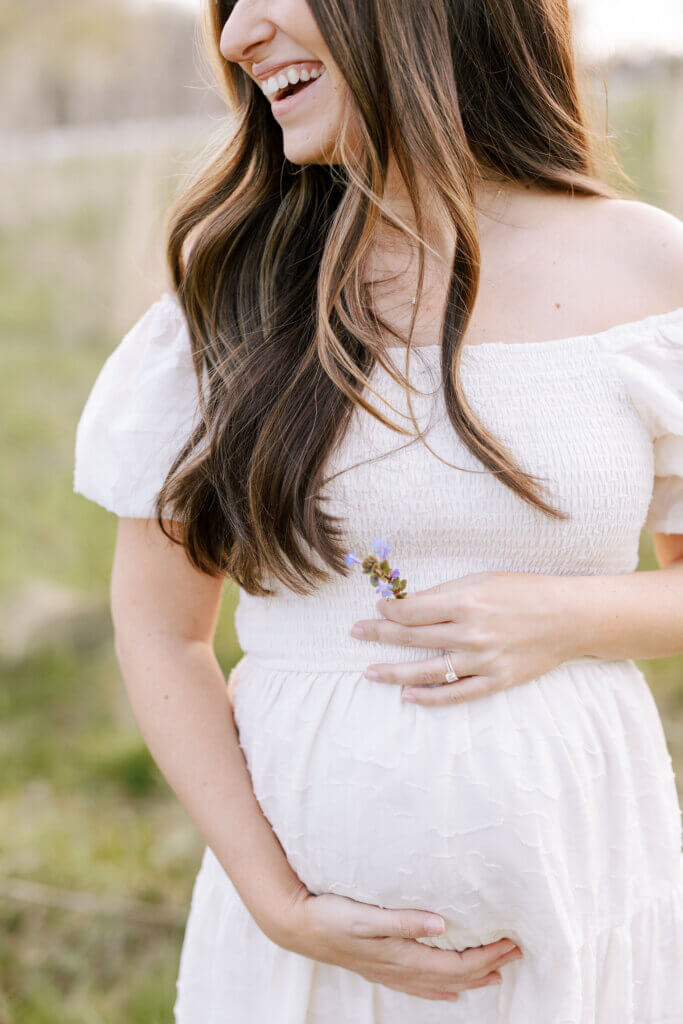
left=578, top=196, right=683, bottom=317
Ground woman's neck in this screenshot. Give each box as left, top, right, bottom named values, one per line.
left=378, top=155, right=515, bottom=261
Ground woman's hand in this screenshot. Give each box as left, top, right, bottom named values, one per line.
left=350, top=571, right=578, bottom=705
left=277, top=889, right=522, bottom=1001
left=226, top=654, right=524, bottom=1000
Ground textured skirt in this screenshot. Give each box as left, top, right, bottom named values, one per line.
left=174, top=654, right=683, bottom=1023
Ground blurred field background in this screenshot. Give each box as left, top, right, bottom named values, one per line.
left=1, top=0, right=682, bottom=1020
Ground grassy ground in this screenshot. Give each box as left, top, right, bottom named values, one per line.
left=0, top=145, right=243, bottom=1023
left=1, top=85, right=682, bottom=1021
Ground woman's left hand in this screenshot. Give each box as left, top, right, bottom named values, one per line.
left=349, top=571, right=580, bottom=705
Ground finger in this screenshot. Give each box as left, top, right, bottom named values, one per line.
left=390, top=940, right=506, bottom=983
left=375, top=588, right=453, bottom=626
left=351, top=907, right=446, bottom=940
left=458, top=939, right=522, bottom=975
left=351, top=619, right=455, bottom=648
left=443, top=944, right=521, bottom=983
left=491, top=948, right=525, bottom=971
left=376, top=593, right=450, bottom=622
left=384, top=984, right=459, bottom=1002
left=402, top=676, right=495, bottom=705
left=457, top=970, right=502, bottom=991
left=365, top=653, right=471, bottom=687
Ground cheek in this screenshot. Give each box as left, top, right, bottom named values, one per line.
left=281, top=0, right=326, bottom=48
left=325, top=82, right=363, bottom=158
left=316, top=84, right=359, bottom=164
left=282, top=75, right=351, bottom=160
left=319, top=74, right=349, bottom=126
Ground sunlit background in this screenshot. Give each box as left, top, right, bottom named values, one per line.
left=1, top=1, right=682, bottom=1020
left=157, top=0, right=683, bottom=56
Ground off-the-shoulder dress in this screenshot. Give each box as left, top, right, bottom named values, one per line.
left=75, top=292, right=683, bottom=1023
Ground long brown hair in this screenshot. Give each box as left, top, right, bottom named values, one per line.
left=158, top=0, right=626, bottom=596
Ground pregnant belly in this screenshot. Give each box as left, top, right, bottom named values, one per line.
left=232, top=654, right=680, bottom=955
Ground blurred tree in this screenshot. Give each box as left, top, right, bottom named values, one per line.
left=0, top=0, right=220, bottom=131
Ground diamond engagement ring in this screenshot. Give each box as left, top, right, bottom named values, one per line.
left=443, top=650, right=459, bottom=683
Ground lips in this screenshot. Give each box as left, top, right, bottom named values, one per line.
left=274, top=78, right=311, bottom=102
left=258, top=62, right=325, bottom=101
left=270, top=68, right=326, bottom=115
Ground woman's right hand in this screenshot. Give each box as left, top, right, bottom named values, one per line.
left=277, top=889, right=523, bottom=1002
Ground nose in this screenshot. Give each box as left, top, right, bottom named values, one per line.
left=219, top=1, right=276, bottom=66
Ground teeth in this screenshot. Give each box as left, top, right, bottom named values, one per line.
left=261, top=64, right=325, bottom=99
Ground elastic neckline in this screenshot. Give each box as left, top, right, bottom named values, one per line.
left=160, top=288, right=682, bottom=357
left=381, top=305, right=683, bottom=355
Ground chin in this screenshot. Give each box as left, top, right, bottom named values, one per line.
left=282, top=130, right=335, bottom=166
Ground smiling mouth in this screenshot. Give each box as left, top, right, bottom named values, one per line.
left=260, top=64, right=326, bottom=105
left=274, top=76, right=317, bottom=102
left=270, top=69, right=327, bottom=115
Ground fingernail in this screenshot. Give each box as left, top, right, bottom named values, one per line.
left=349, top=626, right=364, bottom=638
left=489, top=976, right=502, bottom=986
left=425, top=917, right=445, bottom=935
left=500, top=940, right=517, bottom=953
left=364, top=668, right=379, bottom=680
left=402, top=690, right=418, bottom=702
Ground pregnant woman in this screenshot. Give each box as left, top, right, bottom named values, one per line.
left=73, top=0, right=683, bottom=1019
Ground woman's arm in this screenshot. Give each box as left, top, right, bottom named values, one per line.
left=111, top=518, right=303, bottom=936
left=557, top=537, right=683, bottom=662
left=110, top=518, right=521, bottom=1000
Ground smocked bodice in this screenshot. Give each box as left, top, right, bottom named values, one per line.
left=72, top=294, right=683, bottom=671
left=234, top=334, right=656, bottom=669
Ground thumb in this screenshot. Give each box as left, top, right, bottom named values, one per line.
left=351, top=906, right=446, bottom=940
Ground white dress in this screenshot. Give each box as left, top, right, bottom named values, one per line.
left=74, top=291, right=683, bottom=1023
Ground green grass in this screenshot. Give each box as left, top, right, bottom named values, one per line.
left=0, top=146, right=245, bottom=1022
left=1, top=81, right=682, bottom=1020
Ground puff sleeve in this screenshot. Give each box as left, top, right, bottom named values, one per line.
left=73, top=291, right=204, bottom=519
left=596, top=306, right=683, bottom=535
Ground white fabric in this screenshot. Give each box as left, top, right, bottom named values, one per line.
left=73, top=296, right=683, bottom=1022
left=593, top=307, right=683, bottom=533
left=73, top=292, right=204, bottom=518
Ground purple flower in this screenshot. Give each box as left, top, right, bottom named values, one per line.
left=370, top=537, right=391, bottom=560
left=345, top=537, right=408, bottom=599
